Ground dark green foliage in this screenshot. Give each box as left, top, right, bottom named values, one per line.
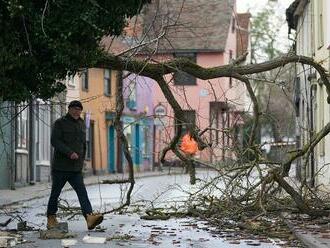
left=0, top=0, right=150, bottom=101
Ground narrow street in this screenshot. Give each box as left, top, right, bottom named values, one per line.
left=1, top=171, right=294, bottom=247
left=2, top=0, right=330, bottom=247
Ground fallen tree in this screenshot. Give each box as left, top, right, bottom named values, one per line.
left=95, top=50, right=330, bottom=217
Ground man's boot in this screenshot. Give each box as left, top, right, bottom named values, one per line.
left=86, top=213, right=104, bottom=230
left=47, top=215, right=59, bottom=229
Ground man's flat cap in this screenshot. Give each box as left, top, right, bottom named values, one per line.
left=68, top=100, right=83, bottom=110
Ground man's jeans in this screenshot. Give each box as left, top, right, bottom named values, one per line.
left=47, top=170, right=93, bottom=217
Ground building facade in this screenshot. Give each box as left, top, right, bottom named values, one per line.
left=140, top=0, right=247, bottom=164
left=0, top=98, right=66, bottom=189
left=0, top=102, right=15, bottom=189
left=121, top=73, right=154, bottom=172
left=287, top=0, right=330, bottom=188
left=79, top=68, right=117, bottom=175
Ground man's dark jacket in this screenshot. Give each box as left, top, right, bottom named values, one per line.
left=51, top=114, right=86, bottom=172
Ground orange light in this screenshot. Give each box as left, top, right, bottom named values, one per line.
left=180, top=134, right=198, bottom=155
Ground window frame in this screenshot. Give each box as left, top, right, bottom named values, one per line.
left=173, top=53, right=197, bottom=86
left=126, top=79, right=137, bottom=110
left=209, top=101, right=229, bottom=145
left=67, top=75, right=75, bottom=87
left=85, top=124, right=92, bottom=160
left=174, top=110, right=196, bottom=136
left=142, top=126, right=150, bottom=158
left=316, top=0, right=324, bottom=49
left=104, top=69, right=111, bottom=96
left=35, top=100, right=51, bottom=162
left=16, top=103, right=28, bottom=149
left=81, top=69, right=89, bottom=91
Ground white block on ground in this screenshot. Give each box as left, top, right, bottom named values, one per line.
left=82, top=235, right=106, bottom=244
left=61, top=239, right=78, bottom=246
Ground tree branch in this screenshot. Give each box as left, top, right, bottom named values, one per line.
left=96, top=54, right=330, bottom=99
left=282, top=122, right=330, bottom=176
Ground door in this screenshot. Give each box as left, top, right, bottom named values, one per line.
left=108, top=125, right=116, bottom=173
left=134, top=124, right=140, bottom=168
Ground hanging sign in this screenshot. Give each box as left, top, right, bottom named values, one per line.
left=154, top=103, right=167, bottom=126
left=154, top=103, right=167, bottom=117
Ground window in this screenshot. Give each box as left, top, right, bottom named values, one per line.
left=174, top=53, right=196, bottom=85
left=53, top=101, right=62, bottom=120
left=142, top=126, right=150, bottom=157
left=123, top=123, right=132, bottom=153
left=86, top=124, right=92, bottom=160
left=67, top=75, right=75, bottom=87
left=126, top=80, right=137, bottom=110
left=210, top=101, right=228, bottom=145
left=36, top=100, right=51, bottom=162
left=16, top=103, right=28, bottom=149
left=85, top=113, right=93, bottom=160
left=316, top=0, right=324, bottom=48
left=175, top=110, right=196, bottom=135
left=81, top=69, right=89, bottom=91
left=104, top=69, right=111, bottom=96
left=210, top=103, right=219, bottom=145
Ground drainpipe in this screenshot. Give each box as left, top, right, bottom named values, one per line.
left=152, top=124, right=156, bottom=171
left=308, top=73, right=317, bottom=188
left=9, top=101, right=15, bottom=190
left=309, top=87, right=315, bottom=187
left=290, top=37, right=302, bottom=181
left=28, top=100, right=36, bottom=184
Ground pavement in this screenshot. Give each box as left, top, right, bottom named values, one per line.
left=1, top=168, right=330, bottom=248
left=282, top=212, right=330, bottom=248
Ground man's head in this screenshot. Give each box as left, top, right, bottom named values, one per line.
left=68, top=100, right=83, bottom=120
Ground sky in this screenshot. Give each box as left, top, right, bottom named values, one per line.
left=237, top=0, right=294, bottom=13
left=237, top=0, right=295, bottom=53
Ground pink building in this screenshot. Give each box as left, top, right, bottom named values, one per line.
left=102, top=0, right=251, bottom=166
left=139, top=0, right=249, bottom=164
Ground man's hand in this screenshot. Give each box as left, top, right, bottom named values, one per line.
left=69, top=152, right=79, bottom=160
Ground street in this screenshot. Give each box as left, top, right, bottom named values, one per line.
left=1, top=0, right=330, bottom=247
left=1, top=171, right=294, bottom=247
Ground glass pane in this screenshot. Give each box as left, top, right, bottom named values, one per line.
left=104, top=69, right=110, bottom=78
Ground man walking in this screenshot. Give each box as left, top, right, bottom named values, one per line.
left=46, top=100, right=103, bottom=230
